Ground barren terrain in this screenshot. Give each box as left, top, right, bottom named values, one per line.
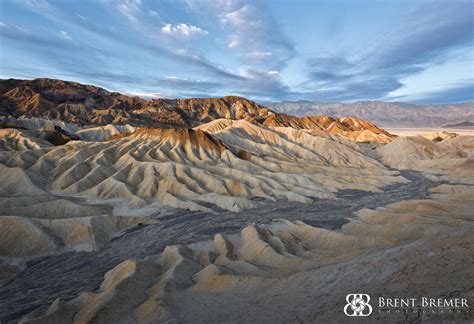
left=0, top=79, right=472, bottom=323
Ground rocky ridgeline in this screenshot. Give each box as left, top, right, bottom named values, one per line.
left=0, top=78, right=394, bottom=143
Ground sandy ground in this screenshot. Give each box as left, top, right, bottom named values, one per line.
left=387, top=127, right=474, bottom=136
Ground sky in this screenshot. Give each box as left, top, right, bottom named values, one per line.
left=0, top=0, right=473, bottom=103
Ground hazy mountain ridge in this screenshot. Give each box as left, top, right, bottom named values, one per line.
left=444, top=121, right=474, bottom=128
left=265, top=100, right=474, bottom=128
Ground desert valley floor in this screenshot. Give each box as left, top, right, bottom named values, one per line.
left=0, top=79, right=473, bottom=323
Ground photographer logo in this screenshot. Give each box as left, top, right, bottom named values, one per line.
left=344, top=294, right=373, bottom=316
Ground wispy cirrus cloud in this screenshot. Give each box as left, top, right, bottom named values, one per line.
left=303, top=0, right=474, bottom=102
left=58, top=30, right=71, bottom=40
left=246, top=51, right=273, bottom=60
left=6, top=0, right=294, bottom=100
left=2, top=0, right=472, bottom=103
left=181, top=0, right=295, bottom=98
left=187, top=0, right=294, bottom=61
left=115, top=0, right=143, bottom=23
left=9, top=0, right=242, bottom=81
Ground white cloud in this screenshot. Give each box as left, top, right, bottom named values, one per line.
left=161, top=23, right=208, bottom=38
left=116, top=0, right=143, bottom=23
left=220, top=5, right=252, bottom=27
left=246, top=51, right=273, bottom=60
left=0, top=22, right=6, bottom=27
left=267, top=70, right=279, bottom=75
left=187, top=0, right=293, bottom=64
left=59, top=30, right=71, bottom=39
left=174, top=48, right=200, bottom=60
left=228, top=40, right=239, bottom=48
left=126, top=91, right=164, bottom=99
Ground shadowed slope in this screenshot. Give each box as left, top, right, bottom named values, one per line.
left=108, top=128, right=228, bottom=157
left=263, top=114, right=394, bottom=143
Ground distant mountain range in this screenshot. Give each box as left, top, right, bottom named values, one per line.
left=264, top=100, right=474, bottom=128
left=443, top=121, right=474, bottom=128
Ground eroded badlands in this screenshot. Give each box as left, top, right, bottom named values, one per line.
left=0, top=86, right=472, bottom=322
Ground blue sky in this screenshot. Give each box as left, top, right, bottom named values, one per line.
left=0, top=0, right=473, bottom=103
